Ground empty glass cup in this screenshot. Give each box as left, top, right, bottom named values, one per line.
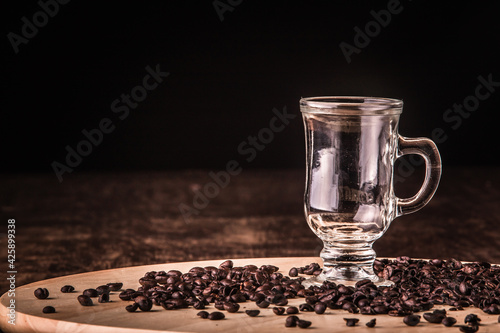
left=301, top=97, right=442, bottom=287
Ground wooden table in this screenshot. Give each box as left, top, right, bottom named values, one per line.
left=1, top=167, right=499, bottom=296
left=2, top=257, right=500, bottom=332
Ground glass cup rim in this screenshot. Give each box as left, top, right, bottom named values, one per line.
left=300, top=96, right=403, bottom=115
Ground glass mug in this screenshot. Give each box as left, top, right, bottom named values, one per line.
left=300, top=97, right=442, bottom=287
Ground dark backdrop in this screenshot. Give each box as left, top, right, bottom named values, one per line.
left=2, top=1, right=499, bottom=177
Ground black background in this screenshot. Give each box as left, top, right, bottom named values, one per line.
left=2, top=1, right=500, bottom=177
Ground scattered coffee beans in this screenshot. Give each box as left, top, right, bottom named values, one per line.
left=344, top=318, right=359, bottom=327
left=60, top=285, right=75, bottom=293
left=34, top=288, right=49, bottom=299
left=77, top=295, right=93, bottom=306
left=42, top=306, right=55, bottom=313
left=57, top=258, right=500, bottom=330
left=245, top=310, right=260, bottom=317
left=366, top=318, right=376, bottom=327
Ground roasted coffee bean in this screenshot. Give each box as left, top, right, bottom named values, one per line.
left=287, top=306, right=299, bottom=314
left=297, top=319, right=312, bottom=328
left=299, top=303, right=314, bottom=312
left=365, top=319, right=376, bottom=328
left=423, top=312, right=446, bottom=323
left=34, top=288, right=49, bottom=299
left=77, top=295, right=93, bottom=306
left=433, top=309, right=447, bottom=316
left=98, top=293, right=110, bottom=303
left=361, top=306, right=375, bottom=315
left=42, top=306, right=56, bottom=313
left=289, top=267, right=298, bottom=277
left=208, top=311, right=225, bottom=320
left=250, top=293, right=265, bottom=302
left=441, top=316, right=457, bottom=327
left=355, top=279, right=372, bottom=289
left=314, top=302, right=326, bottom=314
left=107, top=283, right=123, bottom=291
left=83, top=289, right=98, bottom=298
left=214, top=300, right=225, bottom=310
left=273, top=295, right=288, bottom=306
left=219, top=260, right=233, bottom=270
left=342, top=302, right=359, bottom=313
left=119, top=291, right=132, bottom=301
left=305, top=296, right=318, bottom=305
left=134, top=295, right=148, bottom=303
left=464, top=314, right=481, bottom=326
left=170, top=299, right=188, bottom=309
left=197, top=310, right=209, bottom=319
left=60, top=285, right=75, bottom=293
left=301, top=263, right=321, bottom=275
left=285, top=315, right=299, bottom=327
left=459, top=326, right=479, bottom=333
left=273, top=307, right=285, bottom=315
left=96, top=285, right=110, bottom=295
left=343, top=318, right=359, bottom=327
left=403, top=315, right=421, bottom=326
left=137, top=299, right=153, bottom=312
left=256, top=300, right=270, bottom=308
left=245, top=310, right=260, bottom=317
left=125, top=303, right=139, bottom=312
left=231, top=293, right=247, bottom=303
left=483, top=304, right=500, bottom=314
left=223, top=302, right=240, bottom=313
left=161, top=302, right=177, bottom=310
left=373, top=305, right=389, bottom=314
left=193, top=301, right=205, bottom=310
left=338, top=285, right=352, bottom=295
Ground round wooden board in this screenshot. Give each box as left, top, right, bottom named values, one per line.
left=1, top=257, right=499, bottom=332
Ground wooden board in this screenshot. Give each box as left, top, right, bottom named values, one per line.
left=1, top=257, right=499, bottom=332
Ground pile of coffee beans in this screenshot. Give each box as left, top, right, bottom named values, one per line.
left=33, top=257, right=500, bottom=331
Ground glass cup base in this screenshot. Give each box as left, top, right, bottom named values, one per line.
left=301, top=244, right=395, bottom=288
left=301, top=269, right=394, bottom=288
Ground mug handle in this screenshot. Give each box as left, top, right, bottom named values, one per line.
left=396, top=135, right=442, bottom=216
